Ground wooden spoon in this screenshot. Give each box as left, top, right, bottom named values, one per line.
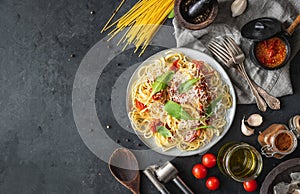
left=108, top=148, right=140, bottom=194
left=286, top=14, right=300, bottom=36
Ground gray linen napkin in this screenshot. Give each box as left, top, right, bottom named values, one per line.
left=173, top=0, right=300, bottom=104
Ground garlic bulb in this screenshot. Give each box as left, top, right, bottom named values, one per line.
left=246, top=114, right=263, bottom=127
left=241, top=117, right=254, bottom=136
left=231, top=0, right=247, bottom=17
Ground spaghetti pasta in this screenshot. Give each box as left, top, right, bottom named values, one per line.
left=128, top=51, right=233, bottom=151
left=102, top=0, right=174, bottom=56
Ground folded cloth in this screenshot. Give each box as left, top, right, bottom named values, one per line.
left=173, top=0, right=300, bottom=104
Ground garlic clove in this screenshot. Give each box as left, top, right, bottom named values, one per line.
left=241, top=117, right=255, bottom=136
left=231, top=0, right=247, bottom=17
left=289, top=115, right=300, bottom=136
left=246, top=114, right=263, bottom=127
left=293, top=115, right=300, bottom=129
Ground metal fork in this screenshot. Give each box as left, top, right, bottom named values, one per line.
left=223, top=37, right=280, bottom=110
left=208, top=36, right=280, bottom=111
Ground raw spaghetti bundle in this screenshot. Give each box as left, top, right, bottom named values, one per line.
left=101, top=0, right=174, bottom=56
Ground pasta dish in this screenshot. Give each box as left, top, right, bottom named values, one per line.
left=128, top=50, right=232, bottom=151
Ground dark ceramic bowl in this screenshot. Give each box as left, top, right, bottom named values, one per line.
left=250, top=35, right=291, bottom=70
left=174, top=0, right=218, bottom=30
left=241, top=17, right=296, bottom=70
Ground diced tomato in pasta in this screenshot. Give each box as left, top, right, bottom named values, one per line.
left=149, top=119, right=162, bottom=133
left=152, top=91, right=163, bottom=100
left=170, top=59, right=180, bottom=71
left=135, top=99, right=147, bottom=111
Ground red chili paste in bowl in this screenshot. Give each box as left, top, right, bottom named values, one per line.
left=254, top=36, right=287, bottom=69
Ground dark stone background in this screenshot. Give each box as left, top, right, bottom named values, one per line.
left=0, top=0, right=299, bottom=193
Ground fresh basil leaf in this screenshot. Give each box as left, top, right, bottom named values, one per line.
left=157, top=126, right=172, bottom=138
left=164, top=101, right=193, bottom=120
left=178, top=78, right=199, bottom=94
left=151, top=71, right=174, bottom=95
left=167, top=9, right=175, bottom=19
left=206, top=96, right=222, bottom=116
left=156, top=71, right=174, bottom=83
left=194, top=125, right=214, bottom=130
left=151, top=82, right=166, bottom=94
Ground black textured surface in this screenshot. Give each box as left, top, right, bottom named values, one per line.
left=0, top=0, right=299, bottom=194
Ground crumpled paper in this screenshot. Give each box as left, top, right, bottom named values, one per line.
left=173, top=0, right=300, bottom=104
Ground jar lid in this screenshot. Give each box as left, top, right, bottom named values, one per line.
left=241, top=17, right=282, bottom=41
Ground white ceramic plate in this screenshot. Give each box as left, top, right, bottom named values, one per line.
left=126, top=48, right=236, bottom=156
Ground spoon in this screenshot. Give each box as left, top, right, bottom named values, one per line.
left=109, top=148, right=140, bottom=194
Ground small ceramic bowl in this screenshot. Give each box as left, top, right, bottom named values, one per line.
left=174, top=0, right=218, bottom=30
left=242, top=16, right=300, bottom=70
left=250, top=35, right=290, bottom=70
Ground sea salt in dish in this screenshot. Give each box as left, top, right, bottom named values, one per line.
left=274, top=172, right=300, bottom=194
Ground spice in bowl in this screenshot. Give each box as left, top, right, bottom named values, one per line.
left=174, top=0, right=218, bottom=30
left=274, top=132, right=293, bottom=152
left=181, top=0, right=213, bottom=24
left=254, top=36, right=287, bottom=69
left=258, top=124, right=297, bottom=159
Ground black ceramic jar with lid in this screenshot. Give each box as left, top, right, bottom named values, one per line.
left=241, top=16, right=300, bottom=70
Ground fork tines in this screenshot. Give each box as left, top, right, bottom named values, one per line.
left=208, top=39, right=231, bottom=67
left=223, top=37, right=238, bottom=55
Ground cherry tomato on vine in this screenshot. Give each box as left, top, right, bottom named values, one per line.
left=206, top=176, right=220, bottom=191
left=243, top=179, right=257, bottom=192
left=202, top=153, right=217, bottom=168
left=192, top=164, right=207, bottom=179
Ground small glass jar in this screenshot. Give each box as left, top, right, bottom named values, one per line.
left=217, top=142, right=263, bottom=182
left=261, top=129, right=297, bottom=158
